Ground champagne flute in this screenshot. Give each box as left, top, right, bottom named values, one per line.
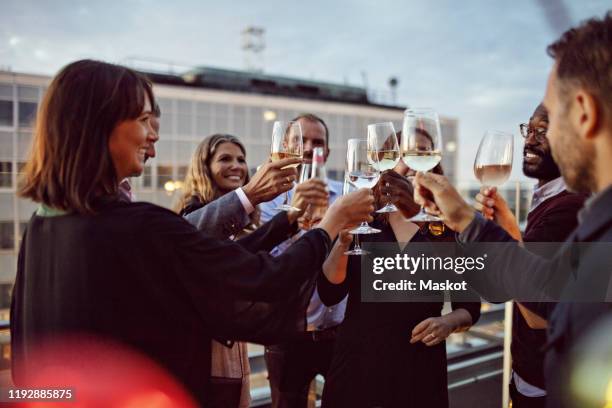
left=346, top=139, right=381, bottom=248
left=270, top=120, right=303, bottom=211
left=473, top=130, right=514, bottom=187
left=367, top=122, right=400, bottom=213
left=400, top=108, right=443, bottom=222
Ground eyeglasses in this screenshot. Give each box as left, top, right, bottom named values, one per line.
left=519, top=123, right=547, bottom=141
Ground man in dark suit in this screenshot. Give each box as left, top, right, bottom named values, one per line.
left=412, top=13, right=612, bottom=408
left=474, top=103, right=587, bottom=407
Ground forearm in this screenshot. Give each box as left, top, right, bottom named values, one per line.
left=516, top=302, right=548, bottom=329
left=236, top=212, right=298, bottom=252
left=323, top=240, right=349, bottom=284
left=183, top=192, right=249, bottom=238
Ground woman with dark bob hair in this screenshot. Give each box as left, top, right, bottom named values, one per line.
left=11, top=59, right=374, bottom=406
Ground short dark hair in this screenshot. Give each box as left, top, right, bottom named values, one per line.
left=292, top=113, right=329, bottom=148
left=19, top=59, right=156, bottom=214
left=547, top=12, right=612, bottom=117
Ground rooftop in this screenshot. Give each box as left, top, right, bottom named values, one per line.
left=142, top=65, right=398, bottom=108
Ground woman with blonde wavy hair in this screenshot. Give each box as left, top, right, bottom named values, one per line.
left=177, top=133, right=258, bottom=407
left=177, top=134, right=259, bottom=237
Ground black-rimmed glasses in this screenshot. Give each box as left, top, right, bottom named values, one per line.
left=519, top=123, right=547, bottom=141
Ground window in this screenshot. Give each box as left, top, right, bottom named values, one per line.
left=177, top=165, right=188, bottom=183
left=0, top=101, right=13, bottom=127
left=176, top=100, right=193, bottom=137
left=0, top=162, right=12, bottom=187
left=18, top=101, right=37, bottom=127
left=142, top=166, right=152, bottom=188
left=17, top=162, right=26, bottom=189
left=0, top=283, right=11, bottom=309
left=0, top=221, right=13, bottom=249
left=157, top=165, right=173, bottom=189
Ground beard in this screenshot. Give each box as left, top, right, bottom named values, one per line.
left=522, top=150, right=561, bottom=180
left=551, top=120, right=595, bottom=193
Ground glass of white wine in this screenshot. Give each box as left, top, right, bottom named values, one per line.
left=346, top=139, right=381, bottom=245
left=401, top=108, right=443, bottom=222
left=473, top=130, right=513, bottom=187
left=270, top=120, right=303, bottom=211
left=367, top=122, right=400, bottom=213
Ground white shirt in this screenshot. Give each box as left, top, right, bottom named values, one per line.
left=259, top=179, right=347, bottom=331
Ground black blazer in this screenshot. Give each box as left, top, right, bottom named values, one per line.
left=10, top=201, right=329, bottom=407
left=459, top=186, right=612, bottom=408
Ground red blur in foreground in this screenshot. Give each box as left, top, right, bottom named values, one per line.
left=12, top=335, right=197, bottom=408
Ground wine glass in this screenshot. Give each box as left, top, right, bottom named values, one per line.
left=346, top=139, right=381, bottom=246
left=473, top=130, right=514, bottom=187
left=367, top=122, right=400, bottom=213
left=400, top=108, right=443, bottom=222
left=270, top=120, right=303, bottom=211
left=342, top=171, right=367, bottom=255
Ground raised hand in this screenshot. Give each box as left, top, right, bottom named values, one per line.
left=287, top=179, right=329, bottom=225
left=412, top=172, right=475, bottom=233
left=374, top=171, right=420, bottom=219
left=316, top=189, right=375, bottom=241
left=242, top=157, right=301, bottom=205
left=474, top=186, right=521, bottom=240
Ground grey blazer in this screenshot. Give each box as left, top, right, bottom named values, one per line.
left=183, top=191, right=251, bottom=239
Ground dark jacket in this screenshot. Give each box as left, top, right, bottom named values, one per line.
left=460, top=186, right=612, bottom=408
left=11, top=201, right=329, bottom=407
left=318, top=221, right=481, bottom=408
left=512, top=190, right=587, bottom=389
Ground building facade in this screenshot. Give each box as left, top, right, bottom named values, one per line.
left=0, top=67, right=459, bottom=317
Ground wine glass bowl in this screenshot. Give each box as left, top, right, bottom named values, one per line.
left=270, top=121, right=303, bottom=211
left=400, top=108, right=443, bottom=222
left=346, top=138, right=381, bottom=237
left=367, top=122, right=400, bottom=213
left=473, top=130, right=514, bottom=187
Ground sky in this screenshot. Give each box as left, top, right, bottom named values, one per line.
left=1, top=0, right=610, bottom=183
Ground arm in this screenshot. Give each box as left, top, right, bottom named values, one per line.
left=236, top=211, right=299, bottom=253
left=148, top=207, right=332, bottom=344
left=458, top=214, right=569, bottom=303
left=183, top=191, right=250, bottom=239
left=516, top=302, right=548, bottom=329
left=410, top=308, right=474, bottom=346
left=318, top=232, right=353, bottom=307
left=153, top=190, right=374, bottom=343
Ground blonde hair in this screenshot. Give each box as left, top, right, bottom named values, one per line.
left=176, top=134, right=260, bottom=227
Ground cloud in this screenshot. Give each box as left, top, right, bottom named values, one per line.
left=1, top=0, right=609, bottom=183
left=9, top=36, right=21, bottom=47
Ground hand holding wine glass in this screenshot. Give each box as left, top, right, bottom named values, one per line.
left=316, top=188, right=375, bottom=243
left=270, top=120, right=303, bottom=211
left=473, top=130, right=513, bottom=220
left=401, top=108, right=443, bottom=222
left=344, top=138, right=381, bottom=255
left=367, top=122, right=400, bottom=213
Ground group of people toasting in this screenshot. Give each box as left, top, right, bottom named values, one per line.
left=9, top=11, right=612, bottom=408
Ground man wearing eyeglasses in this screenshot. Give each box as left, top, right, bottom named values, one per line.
left=474, top=103, right=587, bottom=407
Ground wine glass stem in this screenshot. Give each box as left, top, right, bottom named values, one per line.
left=353, top=234, right=361, bottom=252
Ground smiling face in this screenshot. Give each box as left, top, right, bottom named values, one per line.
left=209, top=142, right=248, bottom=193
left=108, top=96, right=156, bottom=180
left=522, top=104, right=561, bottom=182
left=299, top=117, right=328, bottom=164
